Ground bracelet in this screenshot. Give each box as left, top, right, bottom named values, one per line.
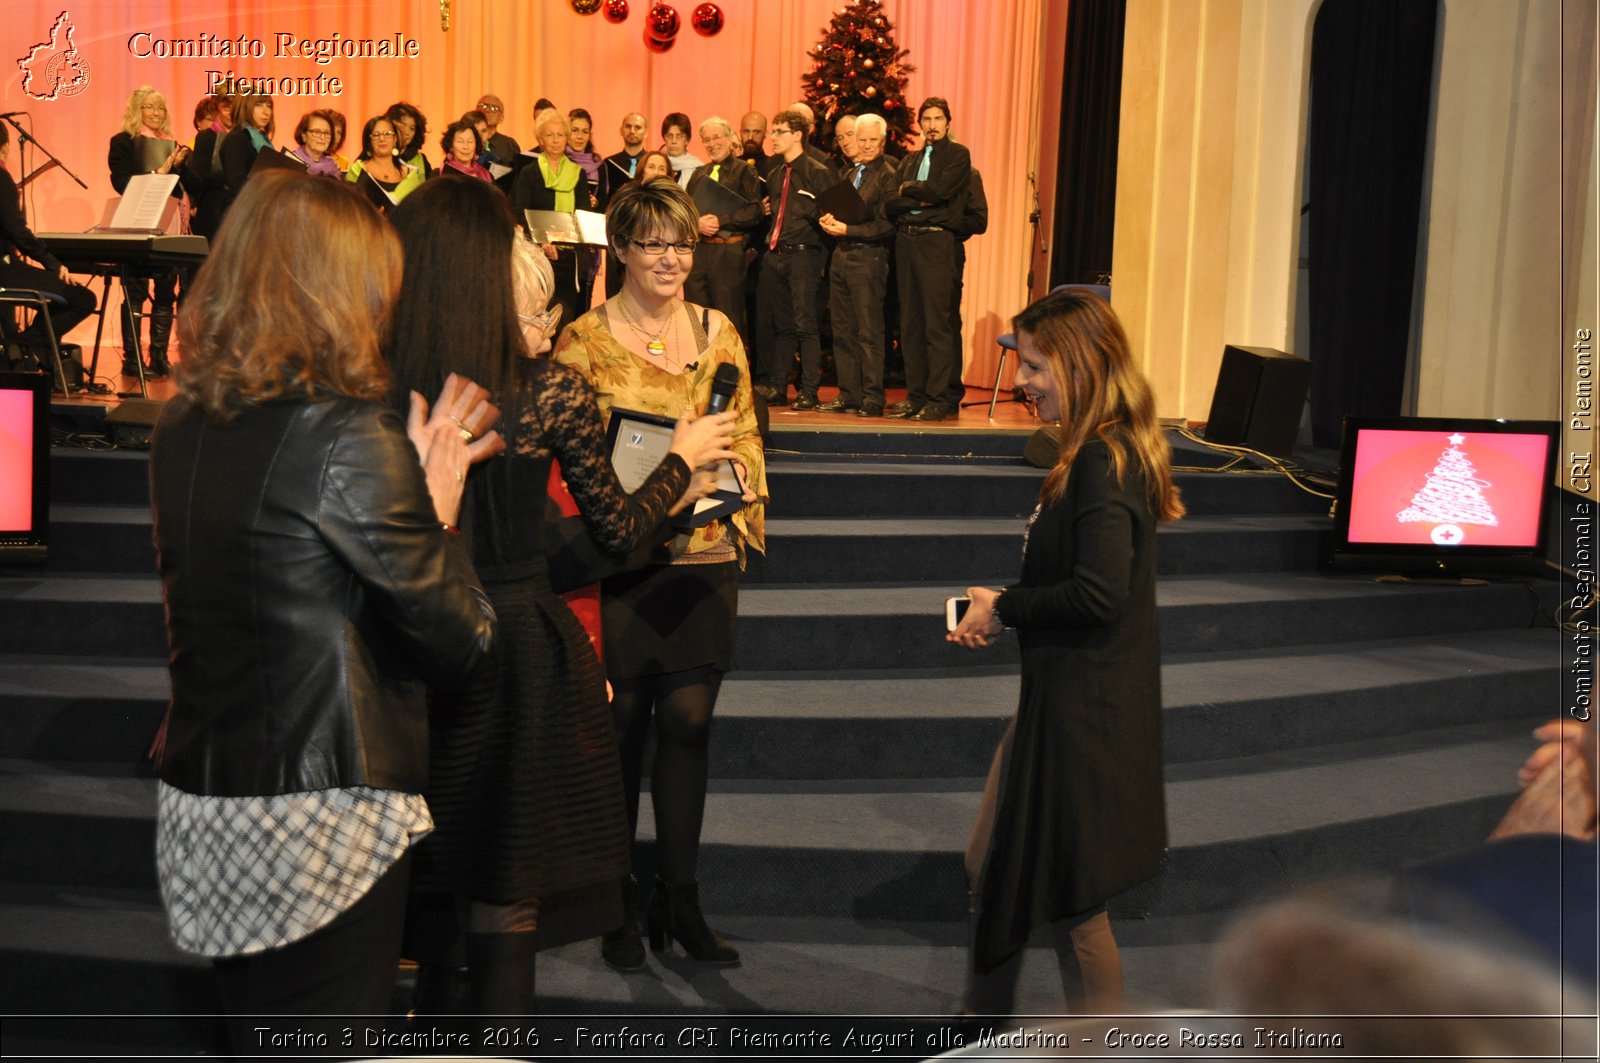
left=440, top=522, right=461, bottom=536
left=990, top=589, right=1008, bottom=630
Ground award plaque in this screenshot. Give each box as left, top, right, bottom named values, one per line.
left=604, top=407, right=745, bottom=529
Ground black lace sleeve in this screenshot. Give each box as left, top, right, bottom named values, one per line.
left=523, top=360, right=691, bottom=556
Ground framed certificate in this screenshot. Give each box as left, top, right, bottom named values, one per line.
left=604, top=406, right=745, bottom=529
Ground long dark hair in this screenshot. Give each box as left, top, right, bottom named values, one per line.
left=386, top=177, right=526, bottom=425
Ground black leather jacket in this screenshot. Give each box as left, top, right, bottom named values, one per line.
left=150, top=393, right=496, bottom=798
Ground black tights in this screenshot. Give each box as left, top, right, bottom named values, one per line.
left=610, top=666, right=722, bottom=884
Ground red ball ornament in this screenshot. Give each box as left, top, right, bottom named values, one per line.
left=603, top=0, right=629, bottom=22
left=646, top=2, right=680, bottom=39
left=690, top=2, right=723, bottom=36
left=570, top=0, right=603, bottom=13
left=644, top=25, right=676, bottom=50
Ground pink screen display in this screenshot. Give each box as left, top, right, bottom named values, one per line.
left=1346, top=429, right=1550, bottom=548
left=0, top=390, right=36, bottom=532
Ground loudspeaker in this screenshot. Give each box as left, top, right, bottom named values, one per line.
left=1203, top=345, right=1310, bottom=459
left=1023, top=426, right=1059, bottom=469
left=105, top=397, right=167, bottom=449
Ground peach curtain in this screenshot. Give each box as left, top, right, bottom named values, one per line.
left=5, top=0, right=1041, bottom=382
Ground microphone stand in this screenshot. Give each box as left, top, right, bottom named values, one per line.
left=2, top=114, right=88, bottom=191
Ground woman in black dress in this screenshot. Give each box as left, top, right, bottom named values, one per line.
left=107, top=85, right=187, bottom=376
left=512, top=109, right=591, bottom=330
left=385, top=176, right=735, bottom=1014
left=183, top=94, right=232, bottom=240
left=0, top=122, right=96, bottom=370
left=218, top=90, right=274, bottom=211
left=949, top=287, right=1184, bottom=1015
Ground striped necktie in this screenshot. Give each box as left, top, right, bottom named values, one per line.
left=852, top=163, right=865, bottom=189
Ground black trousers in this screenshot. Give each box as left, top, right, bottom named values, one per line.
left=756, top=246, right=824, bottom=395
left=212, top=850, right=412, bottom=1054
left=828, top=244, right=890, bottom=408
left=0, top=261, right=96, bottom=351
left=549, top=247, right=583, bottom=335
left=684, top=241, right=748, bottom=341
left=894, top=229, right=962, bottom=408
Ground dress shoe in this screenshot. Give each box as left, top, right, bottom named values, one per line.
left=913, top=404, right=954, bottom=422
left=600, top=873, right=646, bottom=973
left=645, top=877, right=740, bottom=966
left=857, top=404, right=884, bottom=417
left=791, top=392, right=819, bottom=411
left=755, top=384, right=788, bottom=407
left=886, top=399, right=916, bottom=414
left=886, top=402, right=924, bottom=419
left=814, top=399, right=857, bottom=413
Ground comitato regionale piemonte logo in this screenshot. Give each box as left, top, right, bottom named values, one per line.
left=18, top=11, right=92, bottom=101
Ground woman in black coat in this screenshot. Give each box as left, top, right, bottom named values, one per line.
left=512, top=109, right=592, bottom=330
left=948, top=287, right=1184, bottom=1015
left=107, top=85, right=188, bottom=376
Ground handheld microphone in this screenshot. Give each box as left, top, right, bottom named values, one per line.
left=705, top=362, right=740, bottom=416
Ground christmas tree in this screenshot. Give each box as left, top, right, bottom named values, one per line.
left=802, top=0, right=916, bottom=154
left=1397, top=434, right=1499, bottom=543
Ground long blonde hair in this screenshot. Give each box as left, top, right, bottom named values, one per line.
left=120, top=86, right=173, bottom=138
left=1015, top=288, right=1184, bottom=522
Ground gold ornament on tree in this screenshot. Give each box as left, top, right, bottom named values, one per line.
left=440, top=0, right=451, bottom=30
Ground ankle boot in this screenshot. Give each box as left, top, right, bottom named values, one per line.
left=599, top=874, right=646, bottom=973
left=146, top=307, right=174, bottom=377
left=644, top=876, right=739, bottom=966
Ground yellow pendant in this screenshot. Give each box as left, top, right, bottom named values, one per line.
left=647, top=339, right=666, bottom=356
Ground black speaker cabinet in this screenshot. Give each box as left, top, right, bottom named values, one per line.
left=105, top=397, right=167, bottom=449
left=1203, top=345, right=1311, bottom=459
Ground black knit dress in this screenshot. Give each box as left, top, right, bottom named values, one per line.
left=418, top=358, right=687, bottom=947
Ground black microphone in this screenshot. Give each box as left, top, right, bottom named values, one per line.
left=705, top=362, right=740, bottom=416
left=0, top=112, right=27, bottom=119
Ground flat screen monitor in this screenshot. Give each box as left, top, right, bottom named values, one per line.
left=1329, top=415, right=1559, bottom=578
left=0, top=371, right=50, bottom=562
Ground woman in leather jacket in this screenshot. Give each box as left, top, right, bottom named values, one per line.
left=147, top=170, right=500, bottom=1047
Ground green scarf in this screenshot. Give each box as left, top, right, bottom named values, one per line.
left=538, top=155, right=580, bottom=212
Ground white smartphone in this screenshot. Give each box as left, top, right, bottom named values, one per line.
left=945, top=595, right=972, bottom=632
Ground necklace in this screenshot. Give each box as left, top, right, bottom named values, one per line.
left=618, top=295, right=676, bottom=359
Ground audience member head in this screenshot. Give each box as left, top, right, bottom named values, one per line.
left=1011, top=287, right=1183, bottom=520
left=387, top=174, right=525, bottom=411
left=176, top=170, right=398, bottom=418
left=359, top=115, right=400, bottom=162
left=384, top=101, right=427, bottom=158
left=460, top=109, right=490, bottom=142
left=636, top=150, right=672, bottom=183
left=660, top=112, right=692, bottom=157
left=567, top=108, right=596, bottom=155
left=789, top=101, right=816, bottom=126
left=534, top=108, right=568, bottom=161
left=121, top=86, right=174, bottom=137
left=619, top=112, right=648, bottom=153
left=770, top=109, right=810, bottom=162
left=192, top=96, right=219, bottom=132
left=510, top=233, right=559, bottom=354
left=605, top=179, right=699, bottom=303
left=321, top=110, right=348, bottom=154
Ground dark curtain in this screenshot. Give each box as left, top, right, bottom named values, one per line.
left=1307, top=0, right=1438, bottom=446
left=1048, top=0, right=1126, bottom=290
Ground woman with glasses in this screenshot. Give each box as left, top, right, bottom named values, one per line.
left=183, top=95, right=232, bottom=240
left=346, top=116, right=424, bottom=210
left=385, top=176, right=735, bottom=1013
left=659, top=112, right=702, bottom=189
left=107, top=85, right=188, bottom=377
left=512, top=109, right=591, bottom=330
left=553, top=179, right=766, bottom=974
left=289, top=111, right=342, bottom=178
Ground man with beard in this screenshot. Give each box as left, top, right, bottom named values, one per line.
left=602, top=112, right=650, bottom=298
left=739, top=111, right=769, bottom=168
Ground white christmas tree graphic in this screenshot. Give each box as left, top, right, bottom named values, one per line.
left=1397, top=433, right=1498, bottom=545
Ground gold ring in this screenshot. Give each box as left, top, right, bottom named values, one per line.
left=455, top=468, right=464, bottom=483
left=458, top=427, right=474, bottom=442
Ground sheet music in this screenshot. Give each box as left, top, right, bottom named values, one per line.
left=107, top=174, right=180, bottom=232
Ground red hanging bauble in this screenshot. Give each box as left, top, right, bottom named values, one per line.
left=690, top=2, right=723, bottom=36
left=570, top=0, right=603, bottom=12
left=603, top=0, right=629, bottom=22
left=644, top=24, right=676, bottom=50
left=646, top=2, right=680, bottom=39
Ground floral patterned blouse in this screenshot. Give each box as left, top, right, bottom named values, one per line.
left=553, top=303, right=767, bottom=563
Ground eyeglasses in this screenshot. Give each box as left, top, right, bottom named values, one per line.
left=477, top=103, right=503, bottom=113
left=629, top=238, right=697, bottom=256
left=305, top=128, right=332, bottom=138
left=771, top=128, right=794, bottom=137
left=371, top=131, right=397, bottom=139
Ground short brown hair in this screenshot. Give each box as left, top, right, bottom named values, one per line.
left=605, top=178, right=699, bottom=254
left=176, top=171, right=399, bottom=418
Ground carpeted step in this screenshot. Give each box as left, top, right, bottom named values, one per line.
left=744, top=513, right=1328, bottom=583
left=47, top=449, right=152, bottom=507
left=0, top=722, right=1531, bottom=919
left=0, top=655, right=167, bottom=762
left=767, top=423, right=1036, bottom=460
